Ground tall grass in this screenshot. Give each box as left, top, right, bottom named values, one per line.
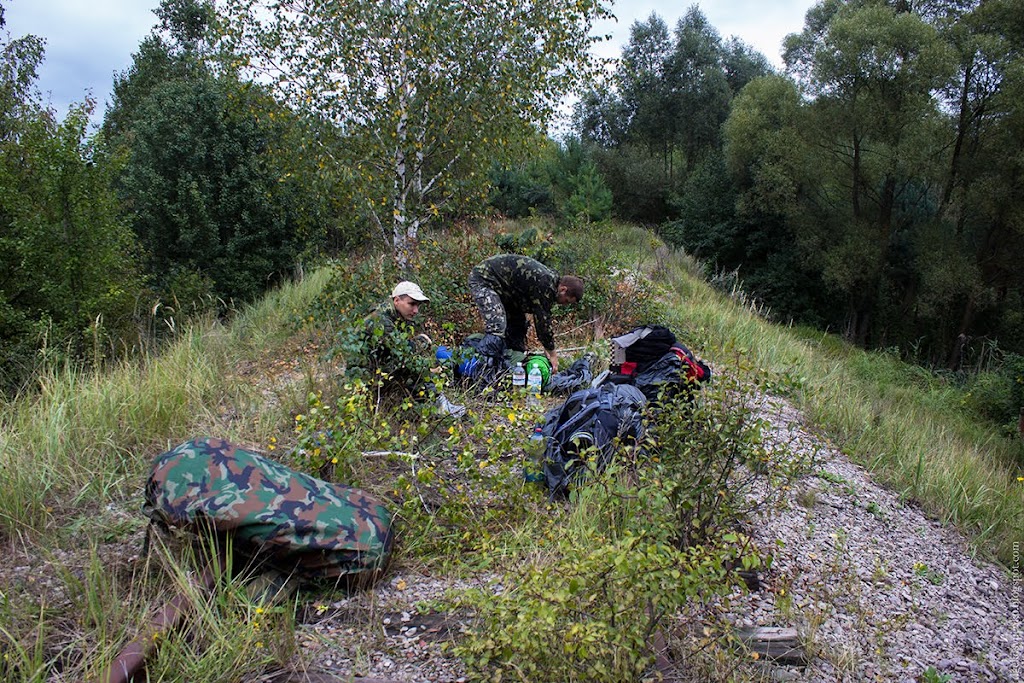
left=651, top=243, right=1024, bottom=566
left=1, top=220, right=1021, bottom=683
left=0, top=269, right=332, bottom=540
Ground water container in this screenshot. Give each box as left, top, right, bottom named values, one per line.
left=524, top=355, right=551, bottom=388
left=523, top=425, right=546, bottom=482
left=527, top=364, right=543, bottom=392
left=511, top=362, right=526, bottom=388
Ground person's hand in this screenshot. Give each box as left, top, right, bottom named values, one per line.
left=546, top=348, right=559, bottom=373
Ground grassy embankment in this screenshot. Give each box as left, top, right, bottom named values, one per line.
left=0, top=220, right=1020, bottom=681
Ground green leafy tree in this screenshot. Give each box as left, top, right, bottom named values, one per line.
left=552, top=141, right=613, bottom=225
left=11, top=106, right=142, bottom=354
left=221, top=0, right=611, bottom=269
left=1, top=16, right=143, bottom=389
left=719, top=75, right=830, bottom=323
left=618, top=14, right=676, bottom=165
left=118, top=74, right=304, bottom=305
left=106, top=0, right=317, bottom=307
left=0, top=25, right=144, bottom=389
left=721, top=36, right=775, bottom=95
left=925, top=0, right=1024, bottom=363
left=0, top=23, right=47, bottom=385
left=575, top=8, right=771, bottom=224
left=666, top=7, right=733, bottom=176
left=782, top=0, right=955, bottom=345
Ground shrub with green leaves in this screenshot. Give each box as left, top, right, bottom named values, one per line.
left=451, top=534, right=733, bottom=683
left=449, top=347, right=813, bottom=681
left=640, top=353, right=816, bottom=550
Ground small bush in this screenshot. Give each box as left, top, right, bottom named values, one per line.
left=451, top=534, right=733, bottom=683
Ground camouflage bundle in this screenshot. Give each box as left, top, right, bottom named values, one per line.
left=144, top=437, right=394, bottom=583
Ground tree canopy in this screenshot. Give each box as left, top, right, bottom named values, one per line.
left=220, top=0, right=611, bottom=268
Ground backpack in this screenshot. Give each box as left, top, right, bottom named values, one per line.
left=605, top=326, right=712, bottom=400
left=611, top=325, right=677, bottom=368
left=144, top=437, right=394, bottom=585
left=540, top=384, right=647, bottom=499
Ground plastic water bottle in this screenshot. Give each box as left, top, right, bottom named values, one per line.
left=511, top=362, right=526, bottom=388
left=527, top=364, right=543, bottom=393
left=529, top=425, right=545, bottom=452
left=523, top=425, right=546, bottom=483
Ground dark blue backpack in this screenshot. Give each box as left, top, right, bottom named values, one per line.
left=540, top=384, right=647, bottom=499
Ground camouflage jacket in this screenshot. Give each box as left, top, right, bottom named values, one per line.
left=472, top=254, right=560, bottom=350
left=359, top=300, right=418, bottom=376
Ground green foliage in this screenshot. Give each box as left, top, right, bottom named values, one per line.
left=105, top=7, right=330, bottom=312
left=580, top=0, right=1024, bottom=371
left=575, top=8, right=772, bottom=224
left=489, top=163, right=556, bottom=218
left=560, top=158, right=613, bottom=225
left=494, top=225, right=557, bottom=265
left=0, top=98, right=144, bottom=391
left=547, top=225, right=662, bottom=335
left=117, top=72, right=305, bottom=306
left=448, top=348, right=811, bottom=682
left=919, top=665, right=952, bottom=683
left=222, top=0, right=612, bottom=267
left=589, top=143, right=674, bottom=223
left=285, top=372, right=551, bottom=561
left=490, top=138, right=613, bottom=225
left=3, top=213, right=1024, bottom=680
left=643, top=364, right=814, bottom=549
left=451, top=535, right=730, bottom=683
left=961, top=352, right=1024, bottom=435
left=488, top=138, right=560, bottom=219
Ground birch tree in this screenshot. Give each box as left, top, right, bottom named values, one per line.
left=220, top=0, right=610, bottom=269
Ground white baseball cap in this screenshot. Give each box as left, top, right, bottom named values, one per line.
left=391, top=281, right=429, bottom=302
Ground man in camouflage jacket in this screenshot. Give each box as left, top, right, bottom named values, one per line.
left=360, top=280, right=430, bottom=382
left=359, top=281, right=465, bottom=416
left=469, top=254, right=583, bottom=373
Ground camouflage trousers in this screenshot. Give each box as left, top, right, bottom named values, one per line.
left=468, top=271, right=529, bottom=352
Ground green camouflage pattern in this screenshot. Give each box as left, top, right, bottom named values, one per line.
left=363, top=300, right=405, bottom=339
left=469, top=254, right=559, bottom=352
left=358, top=301, right=425, bottom=387
left=144, top=437, right=394, bottom=581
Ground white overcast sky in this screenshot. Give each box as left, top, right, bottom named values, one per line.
left=4, top=0, right=816, bottom=128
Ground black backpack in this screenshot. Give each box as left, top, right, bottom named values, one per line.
left=605, top=326, right=712, bottom=400
left=612, top=325, right=677, bottom=369
left=540, top=384, right=647, bottom=499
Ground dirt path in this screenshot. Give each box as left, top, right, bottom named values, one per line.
left=725, top=397, right=1023, bottom=682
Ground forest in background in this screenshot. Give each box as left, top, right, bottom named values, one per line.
left=1, top=0, right=1021, bottom=429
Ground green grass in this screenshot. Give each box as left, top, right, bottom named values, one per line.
left=648, top=239, right=1023, bottom=565
left=1, top=219, right=1021, bottom=682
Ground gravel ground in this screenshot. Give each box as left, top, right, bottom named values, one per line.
left=726, top=398, right=1023, bottom=683
left=279, top=396, right=1023, bottom=683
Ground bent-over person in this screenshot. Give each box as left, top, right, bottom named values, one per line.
left=468, top=254, right=583, bottom=373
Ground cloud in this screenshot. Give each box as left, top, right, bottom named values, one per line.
left=595, top=0, right=814, bottom=67
left=3, top=0, right=160, bottom=121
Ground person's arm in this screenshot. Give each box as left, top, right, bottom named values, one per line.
left=534, top=308, right=559, bottom=373
left=545, top=347, right=559, bottom=374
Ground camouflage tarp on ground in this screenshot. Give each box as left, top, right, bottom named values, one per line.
left=145, top=437, right=394, bottom=582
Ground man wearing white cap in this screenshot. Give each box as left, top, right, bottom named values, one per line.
left=360, top=281, right=465, bottom=417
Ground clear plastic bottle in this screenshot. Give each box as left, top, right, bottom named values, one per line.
left=527, top=364, right=543, bottom=392
left=511, top=362, right=526, bottom=388
left=523, top=425, right=546, bottom=482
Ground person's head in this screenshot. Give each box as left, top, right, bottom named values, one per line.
left=390, top=281, right=429, bottom=321
left=556, top=275, right=584, bottom=305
